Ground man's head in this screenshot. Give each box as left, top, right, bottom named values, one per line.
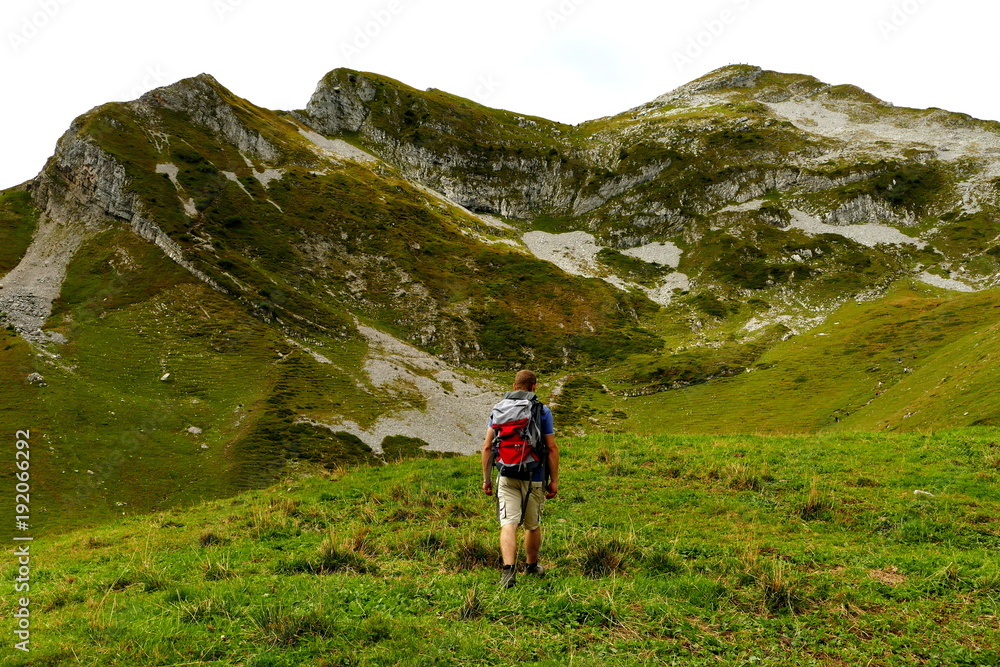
left=513, top=369, right=537, bottom=391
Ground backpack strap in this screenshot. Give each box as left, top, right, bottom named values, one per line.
left=518, top=479, right=531, bottom=527
left=521, top=399, right=549, bottom=509
left=493, top=469, right=501, bottom=522
left=530, top=399, right=549, bottom=492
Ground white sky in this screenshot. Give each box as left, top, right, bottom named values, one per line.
left=1, top=0, right=997, bottom=189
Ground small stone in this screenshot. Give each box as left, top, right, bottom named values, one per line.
left=187, top=426, right=203, bottom=435
left=161, top=373, right=171, bottom=381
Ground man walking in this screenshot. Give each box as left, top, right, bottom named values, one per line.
left=481, top=370, right=559, bottom=588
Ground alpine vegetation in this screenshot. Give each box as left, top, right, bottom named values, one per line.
left=0, top=59, right=999, bottom=590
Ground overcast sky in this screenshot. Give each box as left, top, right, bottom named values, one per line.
left=1, top=0, right=997, bottom=188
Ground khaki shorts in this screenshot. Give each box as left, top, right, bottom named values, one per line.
left=496, top=476, right=545, bottom=529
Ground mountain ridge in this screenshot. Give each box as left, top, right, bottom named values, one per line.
left=3, top=63, right=1000, bottom=528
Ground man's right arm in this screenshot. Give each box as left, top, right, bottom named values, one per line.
left=544, top=434, right=559, bottom=499
left=481, top=427, right=495, bottom=495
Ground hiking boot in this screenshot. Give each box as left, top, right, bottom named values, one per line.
left=500, top=566, right=516, bottom=589
left=524, top=562, right=545, bottom=577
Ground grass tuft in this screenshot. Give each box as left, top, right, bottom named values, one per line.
left=756, top=560, right=807, bottom=614
left=580, top=537, right=631, bottom=578
left=454, top=536, right=497, bottom=571
left=202, top=554, right=235, bottom=581
left=252, top=605, right=340, bottom=647
left=414, top=531, right=448, bottom=555
left=727, top=461, right=768, bottom=491
left=199, top=530, right=228, bottom=547
left=280, top=528, right=376, bottom=575
left=642, top=547, right=684, bottom=576
left=798, top=477, right=835, bottom=521
left=459, top=585, right=484, bottom=620
left=984, top=450, right=1000, bottom=469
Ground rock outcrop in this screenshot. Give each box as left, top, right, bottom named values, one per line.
left=296, top=69, right=587, bottom=219
left=1, top=84, right=233, bottom=341
left=823, top=194, right=917, bottom=227
left=136, top=74, right=279, bottom=163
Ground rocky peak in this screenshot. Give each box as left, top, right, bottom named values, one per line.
left=656, top=64, right=765, bottom=103
left=296, top=68, right=583, bottom=219
left=300, top=68, right=379, bottom=136
left=136, top=74, right=278, bottom=163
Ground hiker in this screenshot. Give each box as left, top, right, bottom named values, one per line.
left=481, top=369, right=559, bottom=588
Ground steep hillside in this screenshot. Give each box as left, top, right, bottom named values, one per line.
left=0, top=73, right=657, bottom=529
left=25, top=73, right=654, bottom=366
left=297, top=64, right=1000, bottom=344
left=591, top=281, right=1000, bottom=435
left=3, top=64, right=1000, bottom=529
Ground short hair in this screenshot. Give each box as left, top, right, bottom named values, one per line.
left=513, top=369, right=537, bottom=390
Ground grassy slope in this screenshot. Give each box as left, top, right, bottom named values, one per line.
left=10, top=431, right=999, bottom=666
left=0, top=189, right=39, bottom=277
left=842, top=290, right=1000, bottom=431
left=3, top=224, right=403, bottom=531
left=553, top=282, right=1000, bottom=437
left=15, top=225, right=1000, bottom=529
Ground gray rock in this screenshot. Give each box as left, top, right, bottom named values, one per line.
left=823, top=194, right=916, bottom=227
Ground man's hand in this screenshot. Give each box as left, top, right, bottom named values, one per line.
left=483, top=480, right=493, bottom=496
left=545, top=481, right=558, bottom=499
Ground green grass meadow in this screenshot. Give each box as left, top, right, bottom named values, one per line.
left=551, top=281, right=1000, bottom=438
left=7, top=430, right=999, bottom=666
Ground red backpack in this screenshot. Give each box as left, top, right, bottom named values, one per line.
left=490, top=391, right=547, bottom=480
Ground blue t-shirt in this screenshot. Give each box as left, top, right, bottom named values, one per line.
left=489, top=406, right=553, bottom=482
left=539, top=406, right=554, bottom=436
